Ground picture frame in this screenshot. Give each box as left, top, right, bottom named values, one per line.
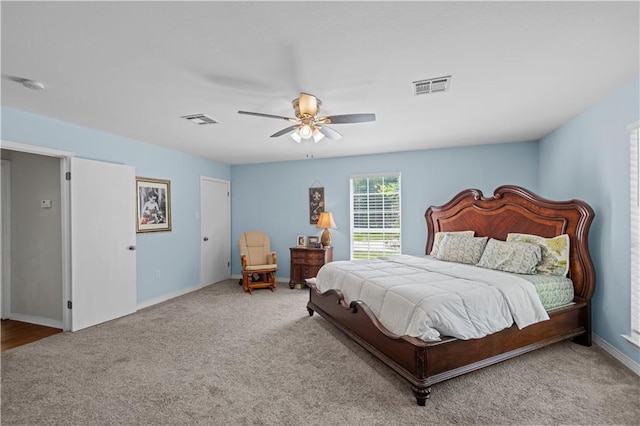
left=309, top=187, right=324, bottom=224
left=307, top=236, right=319, bottom=248
left=136, top=177, right=172, bottom=233
left=297, top=235, right=307, bottom=247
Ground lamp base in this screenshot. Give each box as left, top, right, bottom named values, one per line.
left=321, top=228, right=332, bottom=248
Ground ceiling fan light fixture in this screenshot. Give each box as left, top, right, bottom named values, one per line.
left=312, top=128, right=325, bottom=143
left=299, top=124, right=313, bottom=139
left=290, top=131, right=302, bottom=143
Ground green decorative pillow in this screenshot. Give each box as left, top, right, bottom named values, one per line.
left=434, top=234, right=488, bottom=265
left=506, top=233, right=570, bottom=276
left=430, top=231, right=475, bottom=257
left=477, top=239, right=542, bottom=274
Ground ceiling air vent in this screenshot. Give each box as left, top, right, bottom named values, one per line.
left=412, top=75, right=452, bottom=96
left=182, top=114, right=219, bottom=125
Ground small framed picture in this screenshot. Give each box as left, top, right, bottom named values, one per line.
left=297, top=235, right=307, bottom=247
left=136, top=177, right=171, bottom=233
left=308, top=236, right=319, bottom=248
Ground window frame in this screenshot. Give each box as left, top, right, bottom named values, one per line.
left=625, top=120, right=640, bottom=349
left=349, top=172, right=401, bottom=260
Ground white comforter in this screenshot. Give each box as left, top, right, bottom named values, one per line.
left=313, top=255, right=550, bottom=341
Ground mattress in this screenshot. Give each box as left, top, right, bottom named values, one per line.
left=518, top=273, right=574, bottom=310
left=313, top=255, right=550, bottom=342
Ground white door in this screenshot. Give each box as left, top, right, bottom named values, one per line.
left=70, top=157, right=137, bottom=331
left=200, top=177, right=230, bottom=286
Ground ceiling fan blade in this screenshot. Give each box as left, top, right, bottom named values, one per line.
left=318, top=125, right=342, bottom=140
left=238, top=111, right=296, bottom=121
left=323, top=113, right=376, bottom=124
left=270, top=125, right=299, bottom=138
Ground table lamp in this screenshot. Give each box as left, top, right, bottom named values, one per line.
left=316, top=211, right=337, bottom=248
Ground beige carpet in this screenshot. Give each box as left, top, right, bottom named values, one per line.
left=1, top=279, right=638, bottom=425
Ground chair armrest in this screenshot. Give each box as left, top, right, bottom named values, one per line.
left=270, top=252, right=277, bottom=264
left=241, top=253, right=248, bottom=268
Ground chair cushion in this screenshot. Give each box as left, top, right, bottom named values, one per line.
left=244, top=264, right=278, bottom=272
left=239, top=231, right=273, bottom=266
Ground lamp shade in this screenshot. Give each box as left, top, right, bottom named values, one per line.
left=316, top=212, right=337, bottom=229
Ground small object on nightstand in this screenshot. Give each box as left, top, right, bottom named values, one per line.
left=289, top=246, right=333, bottom=289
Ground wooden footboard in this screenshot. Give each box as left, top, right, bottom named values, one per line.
left=307, top=284, right=590, bottom=406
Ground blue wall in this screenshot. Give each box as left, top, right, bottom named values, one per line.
left=539, top=76, right=640, bottom=363
left=1, top=107, right=231, bottom=304
left=230, top=141, right=539, bottom=277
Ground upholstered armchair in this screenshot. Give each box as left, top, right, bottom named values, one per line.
left=238, top=231, right=278, bottom=294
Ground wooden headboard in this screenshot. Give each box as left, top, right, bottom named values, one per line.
left=425, top=185, right=595, bottom=300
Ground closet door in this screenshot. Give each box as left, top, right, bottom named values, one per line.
left=70, top=158, right=136, bottom=331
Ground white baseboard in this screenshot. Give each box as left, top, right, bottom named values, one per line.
left=8, top=312, right=63, bottom=329
left=137, top=275, right=294, bottom=311
left=137, top=283, right=203, bottom=310
left=593, top=334, right=640, bottom=376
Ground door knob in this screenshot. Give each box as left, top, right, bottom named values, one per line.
left=203, top=237, right=209, bottom=241
left=128, top=245, right=136, bottom=251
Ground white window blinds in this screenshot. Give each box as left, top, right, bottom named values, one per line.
left=350, top=173, right=401, bottom=259
left=628, top=121, right=640, bottom=348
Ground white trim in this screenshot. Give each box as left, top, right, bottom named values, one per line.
left=1, top=160, right=12, bottom=319
left=629, top=123, right=640, bottom=346
left=622, top=333, right=640, bottom=349
left=593, top=334, right=640, bottom=376
left=350, top=171, right=402, bottom=179
left=0, top=140, right=73, bottom=158
left=61, top=157, right=72, bottom=331
left=1, top=140, right=73, bottom=331
left=136, top=283, right=203, bottom=310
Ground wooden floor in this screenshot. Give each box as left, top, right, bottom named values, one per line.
left=1, top=319, right=62, bottom=352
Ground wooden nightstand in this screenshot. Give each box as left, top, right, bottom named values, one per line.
left=289, top=247, right=333, bottom=288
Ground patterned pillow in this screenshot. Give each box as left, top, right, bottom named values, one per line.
left=430, top=231, right=475, bottom=257
left=506, top=233, right=570, bottom=276
left=477, top=239, right=542, bottom=274
left=434, top=234, right=488, bottom=265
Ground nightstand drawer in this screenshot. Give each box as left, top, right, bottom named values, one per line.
left=291, top=250, right=326, bottom=262
left=292, top=264, right=322, bottom=280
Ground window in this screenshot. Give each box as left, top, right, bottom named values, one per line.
left=350, top=173, right=401, bottom=259
left=627, top=121, right=640, bottom=348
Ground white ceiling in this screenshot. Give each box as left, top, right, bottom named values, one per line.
left=2, top=1, right=638, bottom=165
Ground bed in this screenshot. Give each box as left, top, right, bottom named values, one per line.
left=306, top=185, right=595, bottom=405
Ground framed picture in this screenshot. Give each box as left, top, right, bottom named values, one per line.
left=308, top=236, right=319, bottom=248
left=136, top=177, right=172, bottom=233
left=309, top=187, right=324, bottom=224
left=297, top=235, right=307, bottom=247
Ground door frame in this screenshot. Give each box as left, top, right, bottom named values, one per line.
left=1, top=140, right=73, bottom=331
left=200, top=176, right=231, bottom=286
left=1, top=159, right=11, bottom=319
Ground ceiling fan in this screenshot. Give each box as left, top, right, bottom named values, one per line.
left=238, top=92, right=375, bottom=143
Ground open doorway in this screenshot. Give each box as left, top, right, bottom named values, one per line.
left=0, top=148, right=65, bottom=334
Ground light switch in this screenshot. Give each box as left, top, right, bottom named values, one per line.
left=41, top=199, right=52, bottom=208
